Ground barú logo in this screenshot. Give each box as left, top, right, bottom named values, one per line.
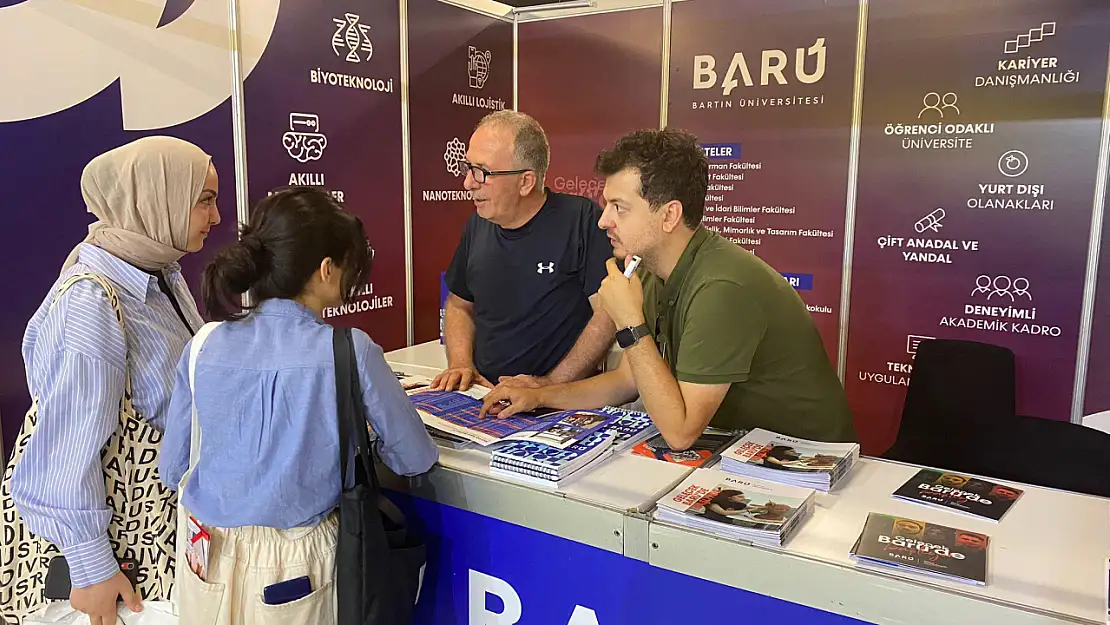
left=0, top=0, right=279, bottom=130
left=693, top=38, right=827, bottom=96
left=469, top=569, right=601, bottom=625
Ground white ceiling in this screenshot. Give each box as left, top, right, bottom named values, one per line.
left=437, top=0, right=666, bottom=22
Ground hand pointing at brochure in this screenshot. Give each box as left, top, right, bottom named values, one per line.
left=480, top=386, right=541, bottom=419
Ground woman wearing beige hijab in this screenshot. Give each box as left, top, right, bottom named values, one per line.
left=0, top=136, right=221, bottom=625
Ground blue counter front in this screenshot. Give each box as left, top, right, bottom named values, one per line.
left=386, top=342, right=1108, bottom=625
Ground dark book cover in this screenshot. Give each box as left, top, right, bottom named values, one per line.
left=852, top=513, right=988, bottom=585
left=893, top=469, right=1023, bottom=522
left=632, top=428, right=742, bottom=467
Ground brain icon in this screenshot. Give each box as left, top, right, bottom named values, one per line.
left=444, top=138, right=467, bottom=176
left=283, top=132, right=328, bottom=163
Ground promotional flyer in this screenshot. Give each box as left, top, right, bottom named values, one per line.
left=668, top=0, right=860, bottom=360
left=845, top=0, right=1110, bottom=452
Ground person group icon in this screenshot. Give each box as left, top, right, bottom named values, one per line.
left=971, top=275, right=1032, bottom=301
left=918, top=92, right=960, bottom=119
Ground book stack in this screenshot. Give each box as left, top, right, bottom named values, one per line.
left=489, top=408, right=657, bottom=488
left=656, top=468, right=816, bottom=547
left=720, top=429, right=859, bottom=491
left=490, top=431, right=615, bottom=487
left=850, top=512, right=989, bottom=586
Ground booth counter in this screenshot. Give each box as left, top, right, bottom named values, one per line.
left=385, top=342, right=1109, bottom=625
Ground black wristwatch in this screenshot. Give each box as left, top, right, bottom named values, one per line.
left=616, top=323, right=651, bottom=349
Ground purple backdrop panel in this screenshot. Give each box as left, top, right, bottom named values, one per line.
left=668, top=0, right=860, bottom=365
left=518, top=9, right=663, bottom=207
left=242, top=0, right=407, bottom=350
left=0, top=100, right=235, bottom=453
left=409, top=0, right=513, bottom=345
left=846, top=0, right=1110, bottom=454
left=1084, top=180, right=1110, bottom=419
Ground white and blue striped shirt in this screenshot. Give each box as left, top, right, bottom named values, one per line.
left=13, top=243, right=202, bottom=588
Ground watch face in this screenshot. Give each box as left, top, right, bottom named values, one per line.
left=617, top=328, right=634, bottom=348
left=617, top=324, right=648, bottom=348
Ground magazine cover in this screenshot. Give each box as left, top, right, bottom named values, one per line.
left=633, top=428, right=741, bottom=467
left=725, top=429, right=856, bottom=473
left=851, top=513, right=989, bottom=585
left=407, top=389, right=615, bottom=448
left=661, top=472, right=812, bottom=531
left=893, top=469, right=1024, bottom=522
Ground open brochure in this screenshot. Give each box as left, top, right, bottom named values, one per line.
left=407, top=388, right=618, bottom=448
left=892, top=469, right=1024, bottom=522
left=850, top=513, right=989, bottom=586
left=720, top=428, right=859, bottom=491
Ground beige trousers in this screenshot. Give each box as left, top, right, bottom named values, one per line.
left=177, top=510, right=339, bottom=625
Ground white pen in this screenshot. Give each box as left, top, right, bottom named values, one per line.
left=623, top=255, right=642, bottom=278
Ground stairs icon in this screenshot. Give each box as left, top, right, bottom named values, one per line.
left=1005, top=22, right=1056, bottom=54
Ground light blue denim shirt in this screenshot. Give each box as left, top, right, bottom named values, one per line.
left=158, top=298, right=437, bottom=529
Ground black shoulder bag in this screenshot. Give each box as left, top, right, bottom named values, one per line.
left=333, top=327, right=427, bottom=625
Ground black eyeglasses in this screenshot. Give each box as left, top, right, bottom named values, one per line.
left=463, top=160, right=531, bottom=184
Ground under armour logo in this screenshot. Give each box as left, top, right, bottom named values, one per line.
left=537, top=262, right=555, bottom=274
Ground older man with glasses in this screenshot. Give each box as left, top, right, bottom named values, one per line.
left=431, top=111, right=616, bottom=393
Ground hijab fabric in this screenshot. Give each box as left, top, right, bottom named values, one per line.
left=61, top=136, right=212, bottom=274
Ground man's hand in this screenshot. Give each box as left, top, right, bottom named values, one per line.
left=479, top=386, right=543, bottom=419
left=70, top=571, right=142, bottom=625
left=495, top=374, right=550, bottom=390
left=431, top=366, right=492, bottom=391
left=598, top=257, right=646, bottom=329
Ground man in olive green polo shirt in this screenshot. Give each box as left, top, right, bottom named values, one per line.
left=479, top=128, right=856, bottom=447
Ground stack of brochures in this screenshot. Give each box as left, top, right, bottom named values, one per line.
left=632, top=427, right=744, bottom=467
left=719, top=429, right=859, bottom=491
left=892, top=469, right=1024, bottom=522
left=850, top=512, right=989, bottom=585
left=656, top=468, right=816, bottom=547
left=489, top=408, right=657, bottom=488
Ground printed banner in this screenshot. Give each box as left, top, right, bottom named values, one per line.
left=242, top=0, right=407, bottom=350
left=393, top=493, right=867, bottom=625
left=518, top=9, right=663, bottom=206
left=409, top=0, right=513, bottom=344
left=668, top=0, right=860, bottom=362
left=0, top=1, right=273, bottom=451
left=845, top=0, right=1110, bottom=453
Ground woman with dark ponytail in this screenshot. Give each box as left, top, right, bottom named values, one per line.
left=158, top=187, right=437, bottom=625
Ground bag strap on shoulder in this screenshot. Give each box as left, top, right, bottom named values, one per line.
left=181, top=321, right=222, bottom=490
left=49, top=273, right=134, bottom=399
left=333, top=327, right=380, bottom=494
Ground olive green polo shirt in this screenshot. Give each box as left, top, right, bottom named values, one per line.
left=639, top=228, right=857, bottom=443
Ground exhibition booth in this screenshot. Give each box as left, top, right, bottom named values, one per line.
left=1, top=0, right=1109, bottom=623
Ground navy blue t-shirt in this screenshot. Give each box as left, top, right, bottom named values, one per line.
left=445, top=190, right=612, bottom=382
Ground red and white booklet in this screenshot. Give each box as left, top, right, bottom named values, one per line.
left=185, top=515, right=211, bottom=581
